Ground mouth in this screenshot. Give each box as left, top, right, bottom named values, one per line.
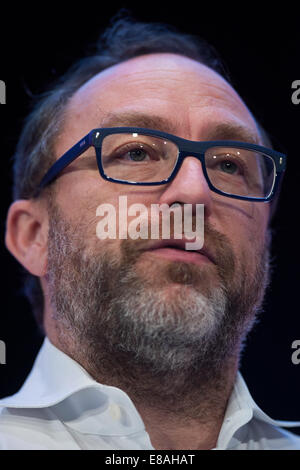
left=144, top=239, right=215, bottom=266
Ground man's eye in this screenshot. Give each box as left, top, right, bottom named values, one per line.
left=220, top=160, right=239, bottom=174
left=126, top=148, right=149, bottom=161
left=111, top=143, right=160, bottom=163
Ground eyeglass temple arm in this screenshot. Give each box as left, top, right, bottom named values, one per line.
left=33, top=131, right=94, bottom=197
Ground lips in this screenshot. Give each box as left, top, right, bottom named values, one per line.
left=145, top=238, right=215, bottom=264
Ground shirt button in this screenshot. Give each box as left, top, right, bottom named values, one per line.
left=109, top=403, right=122, bottom=420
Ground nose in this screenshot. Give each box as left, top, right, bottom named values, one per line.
left=159, top=156, right=213, bottom=217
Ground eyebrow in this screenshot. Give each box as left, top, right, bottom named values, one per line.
left=98, top=112, right=261, bottom=145
left=204, top=123, right=261, bottom=145
left=99, top=111, right=177, bottom=134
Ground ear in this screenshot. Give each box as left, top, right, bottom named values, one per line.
left=5, top=199, right=48, bottom=276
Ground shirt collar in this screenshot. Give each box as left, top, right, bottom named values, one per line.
left=216, top=371, right=300, bottom=449
left=0, top=337, right=102, bottom=407
left=0, top=337, right=148, bottom=438
left=0, top=337, right=298, bottom=444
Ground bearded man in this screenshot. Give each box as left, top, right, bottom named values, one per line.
left=1, top=15, right=299, bottom=450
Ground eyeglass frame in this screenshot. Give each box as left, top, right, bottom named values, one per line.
left=33, top=127, right=287, bottom=202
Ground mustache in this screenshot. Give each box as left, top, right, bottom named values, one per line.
left=119, top=221, right=236, bottom=283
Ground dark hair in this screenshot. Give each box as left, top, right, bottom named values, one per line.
left=10, top=12, right=275, bottom=327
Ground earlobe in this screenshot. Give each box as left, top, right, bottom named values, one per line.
left=5, top=199, right=48, bottom=277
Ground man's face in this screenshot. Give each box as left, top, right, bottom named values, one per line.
left=45, top=53, right=270, bottom=379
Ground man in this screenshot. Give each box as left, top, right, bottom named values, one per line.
left=1, top=15, right=299, bottom=450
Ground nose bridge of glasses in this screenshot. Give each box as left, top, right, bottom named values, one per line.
left=174, top=149, right=209, bottom=189
left=178, top=148, right=205, bottom=167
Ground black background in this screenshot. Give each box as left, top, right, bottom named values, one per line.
left=0, top=3, right=299, bottom=431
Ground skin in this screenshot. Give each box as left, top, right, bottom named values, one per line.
left=5, top=53, right=270, bottom=449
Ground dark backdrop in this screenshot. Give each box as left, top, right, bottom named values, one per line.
left=0, top=4, right=299, bottom=431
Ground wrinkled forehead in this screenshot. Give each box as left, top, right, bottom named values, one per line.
left=62, top=53, right=261, bottom=144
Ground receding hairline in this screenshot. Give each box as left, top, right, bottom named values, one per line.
left=66, top=52, right=238, bottom=117
left=75, top=51, right=227, bottom=90
left=60, top=52, right=264, bottom=148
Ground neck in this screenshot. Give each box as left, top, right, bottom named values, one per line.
left=125, top=363, right=237, bottom=450
left=49, top=329, right=238, bottom=450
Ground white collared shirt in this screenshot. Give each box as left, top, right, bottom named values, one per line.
left=0, top=337, right=299, bottom=450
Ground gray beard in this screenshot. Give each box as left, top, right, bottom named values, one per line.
left=46, top=201, right=271, bottom=411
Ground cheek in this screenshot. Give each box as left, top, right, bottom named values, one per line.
left=79, top=187, right=158, bottom=252
left=212, top=203, right=269, bottom=266
left=53, top=176, right=121, bottom=249
left=245, top=205, right=269, bottom=250
left=55, top=172, right=121, bottom=218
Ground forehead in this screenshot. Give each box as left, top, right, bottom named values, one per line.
left=61, top=53, right=260, bottom=148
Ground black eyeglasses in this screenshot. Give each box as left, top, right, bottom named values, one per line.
left=34, top=127, right=287, bottom=201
